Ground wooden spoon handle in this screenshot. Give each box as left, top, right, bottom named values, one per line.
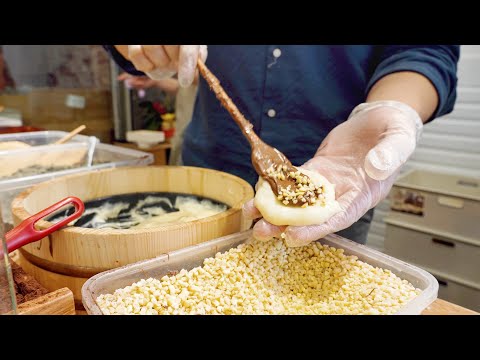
left=54, top=125, right=86, bottom=145
left=197, top=59, right=258, bottom=146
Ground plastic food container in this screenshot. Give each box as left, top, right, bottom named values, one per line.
left=0, top=142, right=90, bottom=179
left=82, top=230, right=439, bottom=315
left=0, top=131, right=154, bottom=228
left=126, top=130, right=165, bottom=149
left=0, top=131, right=93, bottom=180
left=0, top=130, right=89, bottom=146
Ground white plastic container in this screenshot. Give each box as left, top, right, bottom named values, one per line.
left=0, top=130, right=89, bottom=146
left=0, top=131, right=154, bottom=228
left=126, top=130, right=165, bottom=149
left=82, top=230, right=439, bottom=315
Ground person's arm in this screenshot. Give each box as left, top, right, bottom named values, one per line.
left=244, top=45, right=460, bottom=246
left=114, top=45, right=129, bottom=59
left=366, top=45, right=460, bottom=122
left=104, top=45, right=207, bottom=87
left=103, top=45, right=145, bottom=76
left=118, top=72, right=179, bottom=95
left=366, top=71, right=438, bottom=123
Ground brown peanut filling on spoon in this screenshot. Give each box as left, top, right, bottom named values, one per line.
left=266, top=165, right=327, bottom=208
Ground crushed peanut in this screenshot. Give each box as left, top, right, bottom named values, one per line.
left=266, top=165, right=325, bottom=207
left=96, top=239, right=421, bottom=315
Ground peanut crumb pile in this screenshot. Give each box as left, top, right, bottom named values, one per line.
left=97, top=239, right=421, bottom=315
left=266, top=165, right=325, bottom=207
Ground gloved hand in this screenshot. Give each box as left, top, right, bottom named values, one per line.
left=243, top=100, right=423, bottom=247
left=127, top=45, right=208, bottom=88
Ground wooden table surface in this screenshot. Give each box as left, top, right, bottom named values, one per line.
left=421, top=299, right=477, bottom=315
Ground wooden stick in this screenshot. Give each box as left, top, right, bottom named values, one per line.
left=197, top=59, right=257, bottom=145
left=54, top=125, right=86, bottom=145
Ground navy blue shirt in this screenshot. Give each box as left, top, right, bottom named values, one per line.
left=105, top=45, right=459, bottom=188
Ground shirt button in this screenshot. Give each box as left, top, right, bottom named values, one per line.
left=267, top=109, right=276, bottom=118
left=273, top=48, right=282, bottom=58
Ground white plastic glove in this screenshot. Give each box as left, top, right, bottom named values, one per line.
left=243, top=100, right=423, bottom=247
left=127, top=45, right=208, bottom=88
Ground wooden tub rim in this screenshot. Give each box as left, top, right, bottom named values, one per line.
left=11, top=165, right=254, bottom=236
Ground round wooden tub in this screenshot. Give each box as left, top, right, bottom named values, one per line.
left=12, top=166, right=254, bottom=308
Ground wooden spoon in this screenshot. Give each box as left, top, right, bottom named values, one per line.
left=197, top=59, right=315, bottom=205
left=54, top=125, right=86, bottom=145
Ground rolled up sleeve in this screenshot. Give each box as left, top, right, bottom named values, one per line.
left=102, top=45, right=145, bottom=76
left=367, top=45, right=460, bottom=121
